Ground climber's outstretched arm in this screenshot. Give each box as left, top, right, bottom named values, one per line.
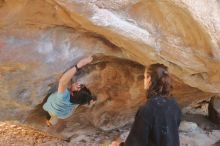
left=58, top=56, right=93, bottom=93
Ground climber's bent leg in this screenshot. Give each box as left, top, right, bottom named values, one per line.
left=47, top=112, right=59, bottom=126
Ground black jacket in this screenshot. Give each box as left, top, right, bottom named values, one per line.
left=120, top=96, right=181, bottom=146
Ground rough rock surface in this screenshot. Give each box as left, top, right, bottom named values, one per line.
left=213, top=140, right=220, bottom=146
left=179, top=123, right=220, bottom=146
left=208, top=96, right=220, bottom=125
left=25, top=57, right=145, bottom=131
left=0, top=0, right=218, bottom=121
left=0, top=120, right=219, bottom=146
left=0, top=121, right=68, bottom=146
left=0, top=0, right=220, bottom=145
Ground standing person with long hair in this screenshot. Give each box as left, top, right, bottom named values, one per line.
left=110, top=63, right=182, bottom=146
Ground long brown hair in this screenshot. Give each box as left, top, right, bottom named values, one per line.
left=146, top=63, right=172, bottom=98
left=70, top=85, right=97, bottom=105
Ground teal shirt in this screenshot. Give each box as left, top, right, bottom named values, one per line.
left=43, top=89, right=76, bottom=119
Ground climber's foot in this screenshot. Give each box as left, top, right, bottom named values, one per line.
left=46, top=120, right=52, bottom=127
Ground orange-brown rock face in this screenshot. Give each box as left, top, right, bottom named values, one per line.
left=75, top=57, right=145, bottom=130
left=0, top=0, right=219, bottom=129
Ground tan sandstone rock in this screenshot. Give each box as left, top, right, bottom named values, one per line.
left=0, top=0, right=219, bottom=130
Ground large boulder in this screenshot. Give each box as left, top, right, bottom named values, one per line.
left=0, top=0, right=219, bottom=130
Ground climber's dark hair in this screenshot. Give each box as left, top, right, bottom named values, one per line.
left=70, top=85, right=96, bottom=105
left=146, top=63, right=172, bottom=98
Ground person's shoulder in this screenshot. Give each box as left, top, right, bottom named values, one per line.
left=138, top=101, right=153, bottom=123
left=168, top=97, right=179, bottom=105
left=147, top=96, right=164, bottom=106
left=147, top=96, right=178, bottom=107
left=168, top=97, right=181, bottom=109
left=56, top=89, right=70, bottom=98
left=139, top=101, right=152, bottom=115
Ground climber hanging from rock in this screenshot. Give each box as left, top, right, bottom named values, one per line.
left=43, top=56, right=96, bottom=127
